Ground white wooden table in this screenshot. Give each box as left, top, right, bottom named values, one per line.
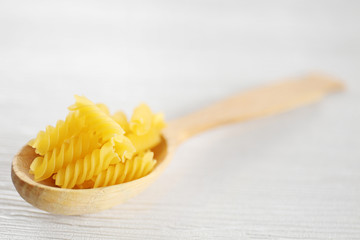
left=1, top=0, right=359, bottom=239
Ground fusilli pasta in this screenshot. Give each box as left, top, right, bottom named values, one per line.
left=96, top=103, right=111, bottom=115
left=28, top=96, right=164, bottom=189
left=28, top=111, right=84, bottom=155
left=129, top=103, right=153, bottom=135
left=54, top=135, right=134, bottom=188
left=112, top=111, right=129, bottom=133
left=29, top=132, right=100, bottom=181
left=69, top=95, right=124, bottom=143
left=126, top=113, right=166, bottom=152
left=92, top=151, right=156, bottom=188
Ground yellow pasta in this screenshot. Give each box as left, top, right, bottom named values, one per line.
left=29, top=96, right=165, bottom=189
left=130, top=103, right=153, bottom=135
left=92, top=151, right=156, bottom=188
left=126, top=112, right=166, bottom=152
left=127, top=128, right=162, bottom=153
left=96, top=103, right=111, bottom=115
left=112, top=111, right=129, bottom=133
left=54, top=135, right=135, bottom=188
left=113, top=134, right=136, bottom=162
left=29, top=132, right=100, bottom=181
left=28, top=111, right=84, bottom=155
left=152, top=112, right=166, bottom=130
left=69, top=95, right=124, bottom=143
left=75, top=180, right=95, bottom=189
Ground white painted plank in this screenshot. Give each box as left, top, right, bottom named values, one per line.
left=0, top=0, right=359, bottom=239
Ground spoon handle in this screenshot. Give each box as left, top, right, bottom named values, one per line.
left=166, top=73, right=344, bottom=145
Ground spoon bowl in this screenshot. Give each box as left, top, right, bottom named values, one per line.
left=12, top=73, right=344, bottom=215
left=12, top=135, right=174, bottom=215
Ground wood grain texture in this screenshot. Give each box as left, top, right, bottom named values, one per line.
left=1, top=0, right=360, bottom=239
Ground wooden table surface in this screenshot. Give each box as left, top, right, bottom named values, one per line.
left=1, top=0, right=359, bottom=239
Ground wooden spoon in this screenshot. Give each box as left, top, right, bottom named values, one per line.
left=11, top=73, right=343, bottom=215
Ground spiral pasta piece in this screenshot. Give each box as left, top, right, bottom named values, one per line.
left=69, top=95, right=124, bottom=143
left=54, top=135, right=134, bottom=188
left=29, top=132, right=100, bottom=181
left=96, top=103, right=111, bottom=115
left=28, top=111, right=84, bottom=155
left=113, top=134, right=136, bottom=162
left=127, top=128, right=162, bottom=153
left=112, top=111, right=129, bottom=133
left=130, top=103, right=153, bottom=135
left=127, top=113, right=166, bottom=152
left=92, top=151, right=156, bottom=188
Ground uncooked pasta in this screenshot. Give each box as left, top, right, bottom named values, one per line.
left=28, top=111, right=84, bottom=155
left=29, top=132, right=100, bottom=181
left=28, top=95, right=165, bottom=189
left=92, top=151, right=156, bottom=188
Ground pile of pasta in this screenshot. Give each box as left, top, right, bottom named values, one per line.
left=28, top=95, right=165, bottom=189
